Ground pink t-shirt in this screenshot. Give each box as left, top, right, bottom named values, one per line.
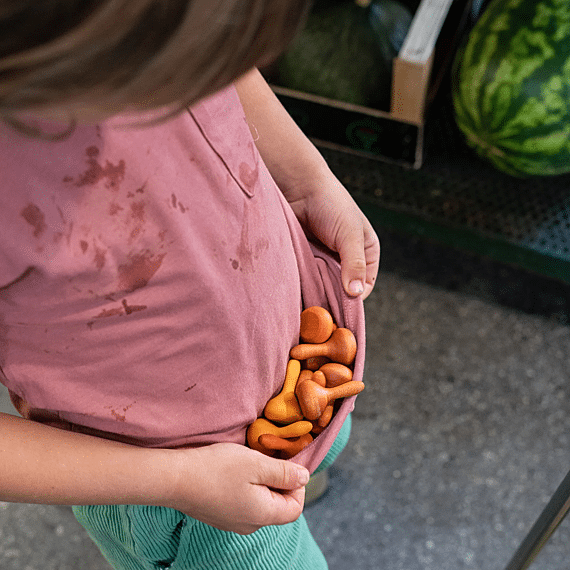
left=0, top=85, right=365, bottom=472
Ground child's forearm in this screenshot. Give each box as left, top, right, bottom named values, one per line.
left=0, top=412, right=177, bottom=507
left=0, top=412, right=309, bottom=534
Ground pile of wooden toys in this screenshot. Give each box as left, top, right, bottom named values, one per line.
left=247, top=306, right=364, bottom=458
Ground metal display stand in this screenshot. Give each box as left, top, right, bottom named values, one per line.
left=503, top=468, right=570, bottom=570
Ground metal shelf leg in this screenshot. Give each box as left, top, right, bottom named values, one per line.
left=504, top=468, right=570, bottom=570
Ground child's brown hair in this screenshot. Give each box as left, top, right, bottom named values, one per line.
left=0, top=0, right=311, bottom=121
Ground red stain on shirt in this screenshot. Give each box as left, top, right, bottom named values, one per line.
left=95, top=306, right=124, bottom=318
left=72, top=146, right=125, bottom=189
left=103, top=402, right=136, bottom=422
left=239, top=161, right=258, bottom=191
left=93, top=298, right=147, bottom=319
left=117, top=251, right=166, bottom=293
left=129, top=227, right=142, bottom=242
left=21, top=204, right=47, bottom=237
left=234, top=204, right=269, bottom=273
left=109, top=202, right=124, bottom=216
left=130, top=201, right=145, bottom=222
left=93, top=245, right=107, bottom=270
left=121, top=298, right=147, bottom=314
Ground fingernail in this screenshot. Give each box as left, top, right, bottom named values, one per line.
left=298, top=469, right=310, bottom=485
left=348, top=280, right=364, bottom=296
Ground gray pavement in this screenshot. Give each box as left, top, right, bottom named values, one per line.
left=1, top=233, right=569, bottom=570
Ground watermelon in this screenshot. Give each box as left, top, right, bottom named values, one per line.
left=452, top=0, right=570, bottom=177
left=277, top=1, right=393, bottom=109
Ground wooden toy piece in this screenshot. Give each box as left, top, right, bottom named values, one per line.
left=263, top=359, right=303, bottom=423
left=311, top=401, right=334, bottom=434
left=312, top=370, right=327, bottom=387
left=295, top=378, right=365, bottom=420
left=300, top=306, right=335, bottom=344
left=298, top=369, right=314, bottom=386
left=247, top=418, right=313, bottom=454
left=317, top=403, right=334, bottom=429
left=319, top=362, right=353, bottom=387
left=290, top=327, right=357, bottom=366
left=319, top=403, right=334, bottom=426
left=304, top=355, right=331, bottom=371
left=311, top=421, right=324, bottom=435
left=258, top=433, right=313, bottom=459
left=297, top=369, right=326, bottom=388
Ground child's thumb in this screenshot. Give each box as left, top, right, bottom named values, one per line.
left=257, top=458, right=310, bottom=491
left=337, top=230, right=367, bottom=297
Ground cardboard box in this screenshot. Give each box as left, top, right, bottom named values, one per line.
left=270, top=0, right=472, bottom=168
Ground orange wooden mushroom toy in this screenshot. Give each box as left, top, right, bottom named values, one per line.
left=319, top=362, right=353, bottom=387
left=304, top=355, right=331, bottom=371
left=300, top=306, right=336, bottom=344
left=263, top=359, right=304, bottom=423
left=290, top=327, right=357, bottom=367
left=295, top=378, right=365, bottom=420
left=258, top=433, right=313, bottom=459
left=297, top=369, right=326, bottom=388
left=247, top=418, right=313, bottom=455
left=313, top=403, right=334, bottom=433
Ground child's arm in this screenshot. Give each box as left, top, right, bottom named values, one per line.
left=0, top=412, right=308, bottom=535
left=234, top=68, right=381, bottom=299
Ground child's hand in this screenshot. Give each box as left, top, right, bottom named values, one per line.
left=167, top=442, right=309, bottom=535
left=287, top=175, right=380, bottom=300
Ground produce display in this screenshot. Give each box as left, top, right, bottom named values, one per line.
left=277, top=0, right=412, bottom=109
left=247, top=306, right=364, bottom=459
left=452, top=0, right=570, bottom=177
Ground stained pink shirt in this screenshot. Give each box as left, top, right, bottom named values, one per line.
left=0, top=85, right=364, bottom=472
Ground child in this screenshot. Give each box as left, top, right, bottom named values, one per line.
left=0, top=1, right=380, bottom=569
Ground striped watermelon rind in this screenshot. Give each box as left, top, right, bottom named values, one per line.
left=452, top=0, right=570, bottom=177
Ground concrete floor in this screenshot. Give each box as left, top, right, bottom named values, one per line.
left=1, top=230, right=569, bottom=570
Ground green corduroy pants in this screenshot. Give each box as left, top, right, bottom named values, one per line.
left=73, top=415, right=351, bottom=570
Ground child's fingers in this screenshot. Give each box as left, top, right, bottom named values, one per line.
left=248, top=458, right=308, bottom=528
left=338, top=215, right=380, bottom=300
left=361, top=218, right=381, bottom=299
left=339, top=229, right=367, bottom=297
left=254, top=456, right=310, bottom=491
left=264, top=486, right=306, bottom=526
